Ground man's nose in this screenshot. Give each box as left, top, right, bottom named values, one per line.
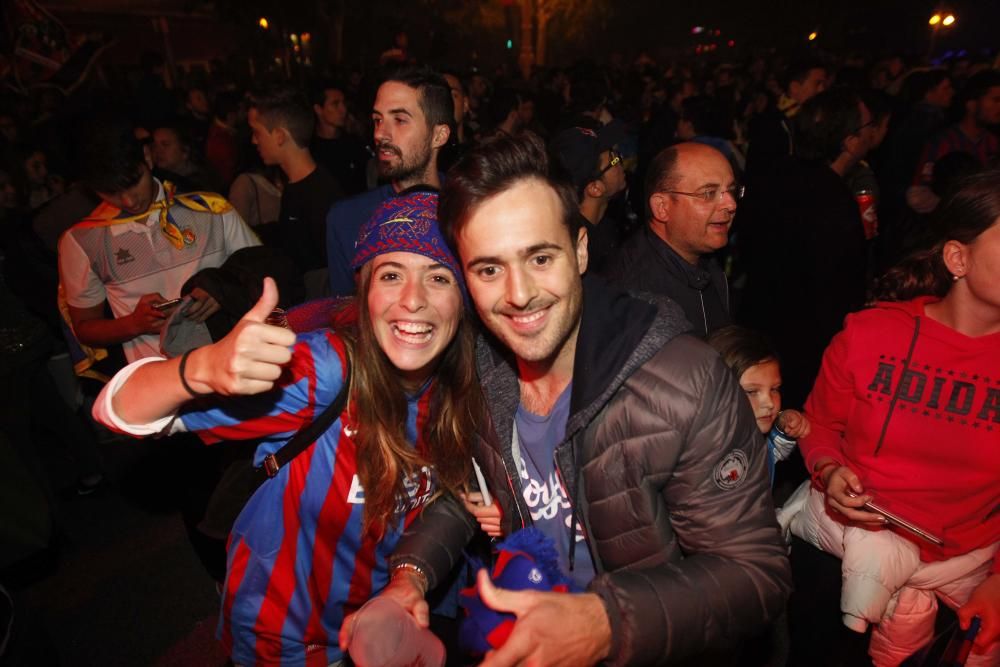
left=505, top=267, right=538, bottom=309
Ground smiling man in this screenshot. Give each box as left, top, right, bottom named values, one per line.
left=605, top=142, right=738, bottom=337
left=325, top=67, right=453, bottom=296
left=376, top=135, right=790, bottom=666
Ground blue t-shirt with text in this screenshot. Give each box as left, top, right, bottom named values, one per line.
left=514, top=383, right=596, bottom=589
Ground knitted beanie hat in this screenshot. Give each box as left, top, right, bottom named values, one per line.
left=459, top=528, right=577, bottom=656
left=350, top=190, right=465, bottom=295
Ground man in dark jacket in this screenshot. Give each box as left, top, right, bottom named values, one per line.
left=350, top=135, right=790, bottom=666
left=604, top=142, right=736, bottom=337
left=737, top=87, right=871, bottom=408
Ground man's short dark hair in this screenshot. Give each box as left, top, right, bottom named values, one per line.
left=900, top=69, right=950, bottom=107
left=439, top=134, right=580, bottom=250
left=310, top=79, right=347, bottom=109
left=680, top=95, right=731, bottom=139
left=439, top=68, right=467, bottom=95
left=249, top=84, right=315, bottom=148
left=960, top=70, right=1000, bottom=107
left=77, top=114, right=146, bottom=194
left=792, top=87, right=863, bottom=163
left=782, top=59, right=826, bottom=92
left=644, top=146, right=681, bottom=220
left=153, top=118, right=195, bottom=152
left=488, top=87, right=522, bottom=127
left=383, top=66, right=454, bottom=133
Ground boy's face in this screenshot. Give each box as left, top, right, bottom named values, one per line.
left=248, top=108, right=281, bottom=166
left=740, top=359, right=782, bottom=434
left=97, top=164, right=156, bottom=215
left=316, top=89, right=348, bottom=129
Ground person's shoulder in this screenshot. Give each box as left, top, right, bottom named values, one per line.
left=292, top=328, right=350, bottom=385
left=630, top=332, right=722, bottom=395
left=329, top=183, right=393, bottom=216
left=603, top=227, right=650, bottom=278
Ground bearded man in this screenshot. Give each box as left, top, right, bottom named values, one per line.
left=325, top=67, right=453, bottom=296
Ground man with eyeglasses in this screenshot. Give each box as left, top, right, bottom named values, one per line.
left=605, top=142, right=738, bottom=338
left=549, top=122, right=627, bottom=274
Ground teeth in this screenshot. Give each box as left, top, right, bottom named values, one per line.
left=512, top=310, right=545, bottom=324
left=395, top=322, right=432, bottom=334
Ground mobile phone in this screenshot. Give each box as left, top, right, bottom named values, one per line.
left=848, top=492, right=945, bottom=546
left=153, top=298, right=182, bottom=311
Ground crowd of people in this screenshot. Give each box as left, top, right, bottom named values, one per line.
left=2, top=39, right=1000, bottom=667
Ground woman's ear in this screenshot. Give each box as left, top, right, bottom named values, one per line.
left=941, top=239, right=969, bottom=279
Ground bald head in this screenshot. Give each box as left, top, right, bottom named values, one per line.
left=645, top=142, right=737, bottom=264
left=645, top=143, right=731, bottom=217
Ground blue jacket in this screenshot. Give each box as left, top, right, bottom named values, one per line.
left=325, top=184, right=395, bottom=296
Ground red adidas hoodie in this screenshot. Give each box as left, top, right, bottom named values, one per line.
left=802, top=297, right=1000, bottom=569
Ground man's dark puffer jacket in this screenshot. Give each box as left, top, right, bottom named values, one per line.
left=392, top=276, right=791, bottom=666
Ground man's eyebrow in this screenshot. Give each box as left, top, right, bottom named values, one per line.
left=465, top=242, right=565, bottom=269
left=521, top=242, right=564, bottom=256
left=388, top=108, right=414, bottom=117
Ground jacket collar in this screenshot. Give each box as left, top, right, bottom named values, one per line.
left=643, top=226, right=718, bottom=291
left=476, top=275, right=691, bottom=447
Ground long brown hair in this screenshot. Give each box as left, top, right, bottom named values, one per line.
left=335, top=263, right=483, bottom=534
left=872, top=170, right=1000, bottom=302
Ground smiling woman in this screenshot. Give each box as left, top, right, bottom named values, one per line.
left=92, top=189, right=484, bottom=666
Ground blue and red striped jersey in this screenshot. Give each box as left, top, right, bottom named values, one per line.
left=180, top=329, right=437, bottom=666
left=913, top=124, right=999, bottom=186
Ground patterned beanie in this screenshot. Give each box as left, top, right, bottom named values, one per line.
left=350, top=190, right=465, bottom=296
left=459, top=528, right=577, bottom=656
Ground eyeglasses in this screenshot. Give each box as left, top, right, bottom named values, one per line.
left=662, top=184, right=744, bottom=203
left=598, top=150, right=622, bottom=176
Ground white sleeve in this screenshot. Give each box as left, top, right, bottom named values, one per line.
left=58, top=230, right=107, bottom=309
left=221, top=207, right=261, bottom=253
left=92, top=356, right=188, bottom=437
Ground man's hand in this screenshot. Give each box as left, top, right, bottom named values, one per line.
left=129, top=292, right=169, bottom=336
left=461, top=492, right=503, bottom=538
left=820, top=463, right=886, bottom=526
left=476, top=569, right=611, bottom=667
left=186, top=278, right=296, bottom=396
left=183, top=287, right=221, bottom=322
left=339, top=569, right=430, bottom=652
left=958, top=573, right=1000, bottom=654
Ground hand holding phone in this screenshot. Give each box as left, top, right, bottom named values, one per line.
left=153, top=298, right=182, bottom=311
left=847, top=491, right=945, bottom=546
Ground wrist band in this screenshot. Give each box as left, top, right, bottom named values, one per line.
left=811, top=460, right=840, bottom=489
left=178, top=349, right=210, bottom=398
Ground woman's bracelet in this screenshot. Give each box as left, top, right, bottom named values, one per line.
left=811, top=460, right=841, bottom=489
left=178, top=348, right=211, bottom=398
left=391, top=562, right=429, bottom=594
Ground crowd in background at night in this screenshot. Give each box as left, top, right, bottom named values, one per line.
left=3, top=32, right=1000, bottom=667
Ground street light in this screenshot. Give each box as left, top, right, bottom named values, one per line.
left=808, top=31, right=818, bottom=41
left=259, top=17, right=269, bottom=29
left=927, top=10, right=956, bottom=59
